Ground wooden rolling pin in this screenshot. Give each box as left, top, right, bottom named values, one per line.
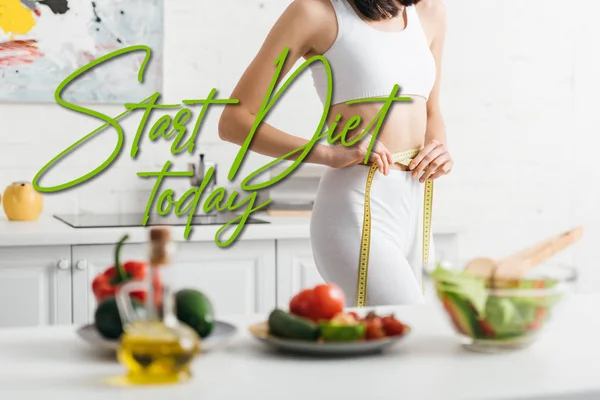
left=465, top=226, right=584, bottom=279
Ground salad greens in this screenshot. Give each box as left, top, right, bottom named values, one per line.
left=429, top=265, right=488, bottom=315
left=430, top=263, right=564, bottom=340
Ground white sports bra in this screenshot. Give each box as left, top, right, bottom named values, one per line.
left=310, top=0, right=436, bottom=106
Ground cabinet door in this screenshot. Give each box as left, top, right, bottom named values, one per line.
left=72, top=240, right=276, bottom=324
left=276, top=239, right=325, bottom=307
left=172, top=241, right=276, bottom=315
left=0, top=246, right=71, bottom=328
left=71, top=242, right=146, bottom=325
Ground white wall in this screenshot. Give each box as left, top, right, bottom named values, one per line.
left=1, top=0, right=599, bottom=291
left=438, top=1, right=600, bottom=293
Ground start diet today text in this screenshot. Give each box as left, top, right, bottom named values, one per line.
left=32, top=45, right=412, bottom=247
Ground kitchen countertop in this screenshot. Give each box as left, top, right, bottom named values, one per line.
left=0, top=293, right=597, bottom=400
left=0, top=213, right=463, bottom=247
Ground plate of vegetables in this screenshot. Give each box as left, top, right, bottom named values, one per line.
left=249, top=284, right=411, bottom=356
left=77, top=288, right=237, bottom=353
left=76, top=235, right=237, bottom=353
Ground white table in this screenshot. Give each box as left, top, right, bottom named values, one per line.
left=0, top=294, right=598, bottom=400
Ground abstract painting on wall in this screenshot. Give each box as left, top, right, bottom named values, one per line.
left=0, top=0, right=163, bottom=103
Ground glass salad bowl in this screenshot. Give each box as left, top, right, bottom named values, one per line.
left=426, top=261, right=577, bottom=353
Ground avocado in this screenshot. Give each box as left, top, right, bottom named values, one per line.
left=94, top=296, right=144, bottom=340
left=175, top=289, right=215, bottom=338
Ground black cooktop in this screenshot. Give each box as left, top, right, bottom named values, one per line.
left=53, top=213, right=269, bottom=228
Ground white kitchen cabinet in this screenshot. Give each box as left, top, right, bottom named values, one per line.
left=71, top=240, right=277, bottom=325
left=0, top=229, right=458, bottom=329
left=0, top=246, right=72, bottom=328
left=276, top=239, right=325, bottom=307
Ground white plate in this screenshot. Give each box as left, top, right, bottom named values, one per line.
left=249, top=322, right=411, bottom=356
left=77, top=321, right=238, bottom=353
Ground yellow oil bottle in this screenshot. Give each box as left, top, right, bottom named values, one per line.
left=115, top=227, right=201, bottom=385
left=117, top=321, right=199, bottom=384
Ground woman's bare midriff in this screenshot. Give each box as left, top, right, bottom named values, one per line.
left=328, top=96, right=428, bottom=170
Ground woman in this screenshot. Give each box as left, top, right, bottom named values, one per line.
left=219, top=0, right=453, bottom=306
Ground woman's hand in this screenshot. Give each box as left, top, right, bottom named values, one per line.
left=326, top=135, right=394, bottom=176
left=409, top=140, right=453, bottom=182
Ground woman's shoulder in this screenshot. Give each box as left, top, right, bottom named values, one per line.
left=416, top=0, right=447, bottom=23
left=288, top=0, right=337, bottom=22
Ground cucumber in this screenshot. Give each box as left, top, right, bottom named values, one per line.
left=268, top=309, right=320, bottom=341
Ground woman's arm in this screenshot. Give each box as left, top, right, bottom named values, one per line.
left=424, top=0, right=447, bottom=146
left=218, top=0, right=334, bottom=165
left=409, top=0, right=453, bottom=181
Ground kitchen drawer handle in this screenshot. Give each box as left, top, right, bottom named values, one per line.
left=57, top=259, right=69, bottom=270
left=76, top=260, right=88, bottom=271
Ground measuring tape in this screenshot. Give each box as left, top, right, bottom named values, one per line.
left=356, top=148, right=434, bottom=307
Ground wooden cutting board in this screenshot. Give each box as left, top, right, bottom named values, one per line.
left=266, top=202, right=313, bottom=217
left=266, top=209, right=312, bottom=217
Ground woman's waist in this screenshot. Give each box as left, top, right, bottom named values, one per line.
left=371, top=137, right=424, bottom=171
left=363, top=149, right=419, bottom=171
left=328, top=104, right=426, bottom=169
left=320, top=163, right=419, bottom=188
left=329, top=142, right=423, bottom=171
left=315, top=165, right=421, bottom=219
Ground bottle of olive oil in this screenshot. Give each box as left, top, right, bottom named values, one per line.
left=115, top=227, right=200, bottom=385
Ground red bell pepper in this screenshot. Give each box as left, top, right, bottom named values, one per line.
left=91, top=234, right=162, bottom=304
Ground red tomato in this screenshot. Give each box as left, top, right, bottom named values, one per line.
left=365, top=316, right=386, bottom=340
left=289, top=289, right=316, bottom=319
left=311, top=284, right=346, bottom=321
left=381, top=315, right=406, bottom=336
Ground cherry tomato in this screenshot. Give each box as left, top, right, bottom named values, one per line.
left=535, top=307, right=547, bottom=321
left=289, top=289, right=316, bottom=319
left=311, top=284, right=346, bottom=321
left=381, top=315, right=406, bottom=336
left=533, top=280, right=545, bottom=289
left=364, top=311, right=378, bottom=320
left=479, top=320, right=495, bottom=337
left=347, top=311, right=361, bottom=321
left=365, top=316, right=386, bottom=340
left=526, top=308, right=548, bottom=331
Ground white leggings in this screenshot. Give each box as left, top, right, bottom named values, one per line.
left=310, top=165, right=434, bottom=307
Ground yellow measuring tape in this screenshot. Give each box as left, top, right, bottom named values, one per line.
left=356, top=148, right=434, bottom=307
